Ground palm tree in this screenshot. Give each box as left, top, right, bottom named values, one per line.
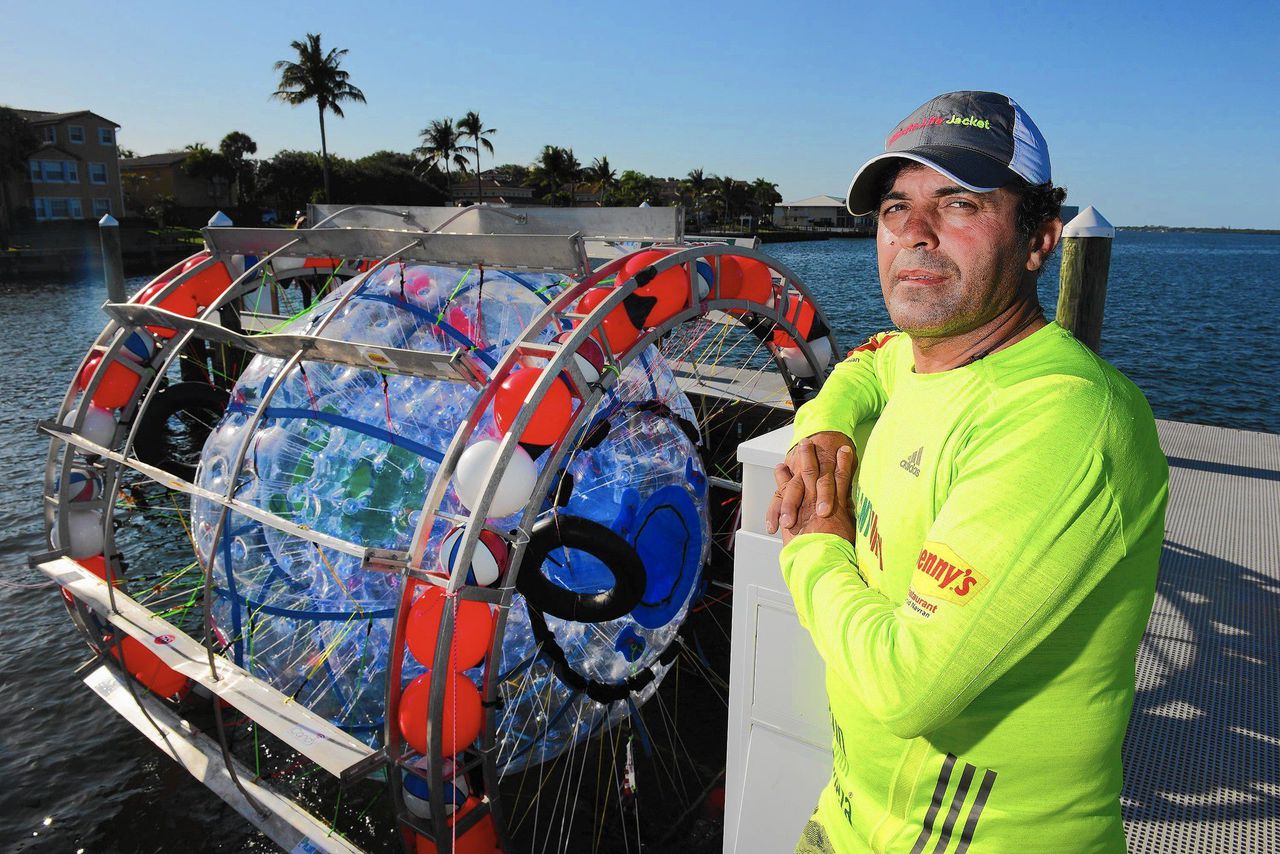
left=710, top=174, right=744, bottom=228
left=680, top=167, right=710, bottom=223
left=584, top=156, right=618, bottom=204
left=750, top=178, right=782, bottom=223
left=272, top=32, right=367, bottom=203
left=415, top=119, right=473, bottom=200
left=0, top=107, right=40, bottom=236
left=531, top=146, right=582, bottom=206
left=563, top=149, right=582, bottom=206
left=457, top=111, right=496, bottom=205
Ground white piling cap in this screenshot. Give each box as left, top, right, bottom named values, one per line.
left=98, top=214, right=119, bottom=227
left=1063, top=205, right=1115, bottom=239
left=208, top=211, right=233, bottom=227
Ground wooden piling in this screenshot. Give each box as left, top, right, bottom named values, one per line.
left=99, top=214, right=126, bottom=305
left=1055, top=206, right=1115, bottom=352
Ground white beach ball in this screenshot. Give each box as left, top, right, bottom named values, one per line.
left=452, top=439, right=537, bottom=518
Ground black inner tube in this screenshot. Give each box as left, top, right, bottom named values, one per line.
left=134, top=381, right=229, bottom=481
left=516, top=515, right=646, bottom=624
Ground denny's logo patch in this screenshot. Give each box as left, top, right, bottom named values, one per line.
left=913, top=542, right=987, bottom=606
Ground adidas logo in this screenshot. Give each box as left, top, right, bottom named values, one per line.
left=900, top=447, right=923, bottom=477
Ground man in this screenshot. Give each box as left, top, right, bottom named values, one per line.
left=764, top=91, right=1168, bottom=853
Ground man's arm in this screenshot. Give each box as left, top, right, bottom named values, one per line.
left=780, top=394, right=1136, bottom=739
left=765, top=332, right=899, bottom=534
left=791, top=331, right=898, bottom=445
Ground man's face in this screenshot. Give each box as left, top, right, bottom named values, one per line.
left=876, top=164, right=1032, bottom=338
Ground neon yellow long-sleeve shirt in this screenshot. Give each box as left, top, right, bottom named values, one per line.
left=782, top=322, right=1167, bottom=853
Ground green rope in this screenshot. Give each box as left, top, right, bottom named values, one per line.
left=436, top=268, right=473, bottom=321
left=329, top=787, right=343, bottom=836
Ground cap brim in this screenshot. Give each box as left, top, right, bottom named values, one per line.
left=845, top=147, right=1018, bottom=216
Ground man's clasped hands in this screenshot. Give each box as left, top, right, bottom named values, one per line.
left=764, top=431, right=860, bottom=545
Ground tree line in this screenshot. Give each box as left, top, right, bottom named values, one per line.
left=0, top=31, right=784, bottom=230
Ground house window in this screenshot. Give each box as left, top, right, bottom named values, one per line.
left=93, top=198, right=111, bottom=216
left=34, top=197, right=86, bottom=221
left=68, top=125, right=85, bottom=144
left=89, top=162, right=108, bottom=185
left=32, top=160, right=79, bottom=183
left=98, top=128, right=115, bottom=145
left=40, top=126, right=56, bottom=144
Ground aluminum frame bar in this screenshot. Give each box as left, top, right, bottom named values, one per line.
left=202, top=227, right=590, bottom=275
left=40, top=558, right=376, bottom=779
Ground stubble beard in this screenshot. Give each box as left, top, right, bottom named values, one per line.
left=883, top=252, right=973, bottom=338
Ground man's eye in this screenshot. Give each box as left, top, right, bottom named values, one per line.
left=881, top=203, right=906, bottom=215
left=946, top=199, right=976, bottom=209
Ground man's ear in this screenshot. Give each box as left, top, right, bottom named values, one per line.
left=1026, top=216, right=1064, bottom=272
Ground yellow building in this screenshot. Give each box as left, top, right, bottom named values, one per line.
left=8, top=109, right=123, bottom=222
left=120, top=151, right=233, bottom=218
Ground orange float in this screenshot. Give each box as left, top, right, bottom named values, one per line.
left=413, top=799, right=499, bottom=854
left=182, top=254, right=234, bottom=308
left=772, top=294, right=818, bottom=348
left=718, top=256, right=773, bottom=304
left=620, top=249, right=687, bottom=327
left=493, top=368, right=575, bottom=446
left=78, top=355, right=141, bottom=410
left=576, top=288, right=641, bottom=353
left=111, top=635, right=190, bottom=700
left=398, top=671, right=483, bottom=756
left=407, top=586, right=495, bottom=672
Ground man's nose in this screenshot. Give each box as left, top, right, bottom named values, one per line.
left=895, top=209, right=939, bottom=250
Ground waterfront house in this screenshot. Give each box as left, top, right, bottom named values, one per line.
left=773, top=194, right=873, bottom=232
left=3, top=109, right=123, bottom=224
left=448, top=173, right=538, bottom=206
left=120, top=152, right=233, bottom=222
left=447, top=173, right=608, bottom=207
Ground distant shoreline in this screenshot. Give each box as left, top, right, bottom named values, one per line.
left=1117, top=226, right=1280, bottom=236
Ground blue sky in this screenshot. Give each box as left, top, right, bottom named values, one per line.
left=4, top=0, right=1276, bottom=228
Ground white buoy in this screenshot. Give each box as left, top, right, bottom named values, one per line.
left=778, top=337, right=833, bottom=378
left=50, top=508, right=104, bottom=558
left=63, top=405, right=117, bottom=449
left=452, top=440, right=537, bottom=518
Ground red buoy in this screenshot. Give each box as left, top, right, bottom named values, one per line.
left=493, top=367, right=575, bottom=446
left=576, top=288, right=641, bottom=353
left=620, top=249, right=687, bottom=327
left=79, top=356, right=141, bottom=411
left=111, top=635, right=189, bottom=700
left=406, top=585, right=495, bottom=672
left=398, top=671, right=483, bottom=756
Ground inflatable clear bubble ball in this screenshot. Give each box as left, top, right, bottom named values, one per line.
left=191, top=262, right=709, bottom=768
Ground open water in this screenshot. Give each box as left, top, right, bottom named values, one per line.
left=0, top=231, right=1276, bottom=851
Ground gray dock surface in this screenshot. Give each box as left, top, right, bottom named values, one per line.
left=1124, top=419, right=1279, bottom=852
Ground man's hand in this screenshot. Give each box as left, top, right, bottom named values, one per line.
left=765, top=431, right=858, bottom=535
left=773, top=441, right=858, bottom=545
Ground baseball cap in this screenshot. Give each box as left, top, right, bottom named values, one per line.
left=845, top=91, right=1051, bottom=216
